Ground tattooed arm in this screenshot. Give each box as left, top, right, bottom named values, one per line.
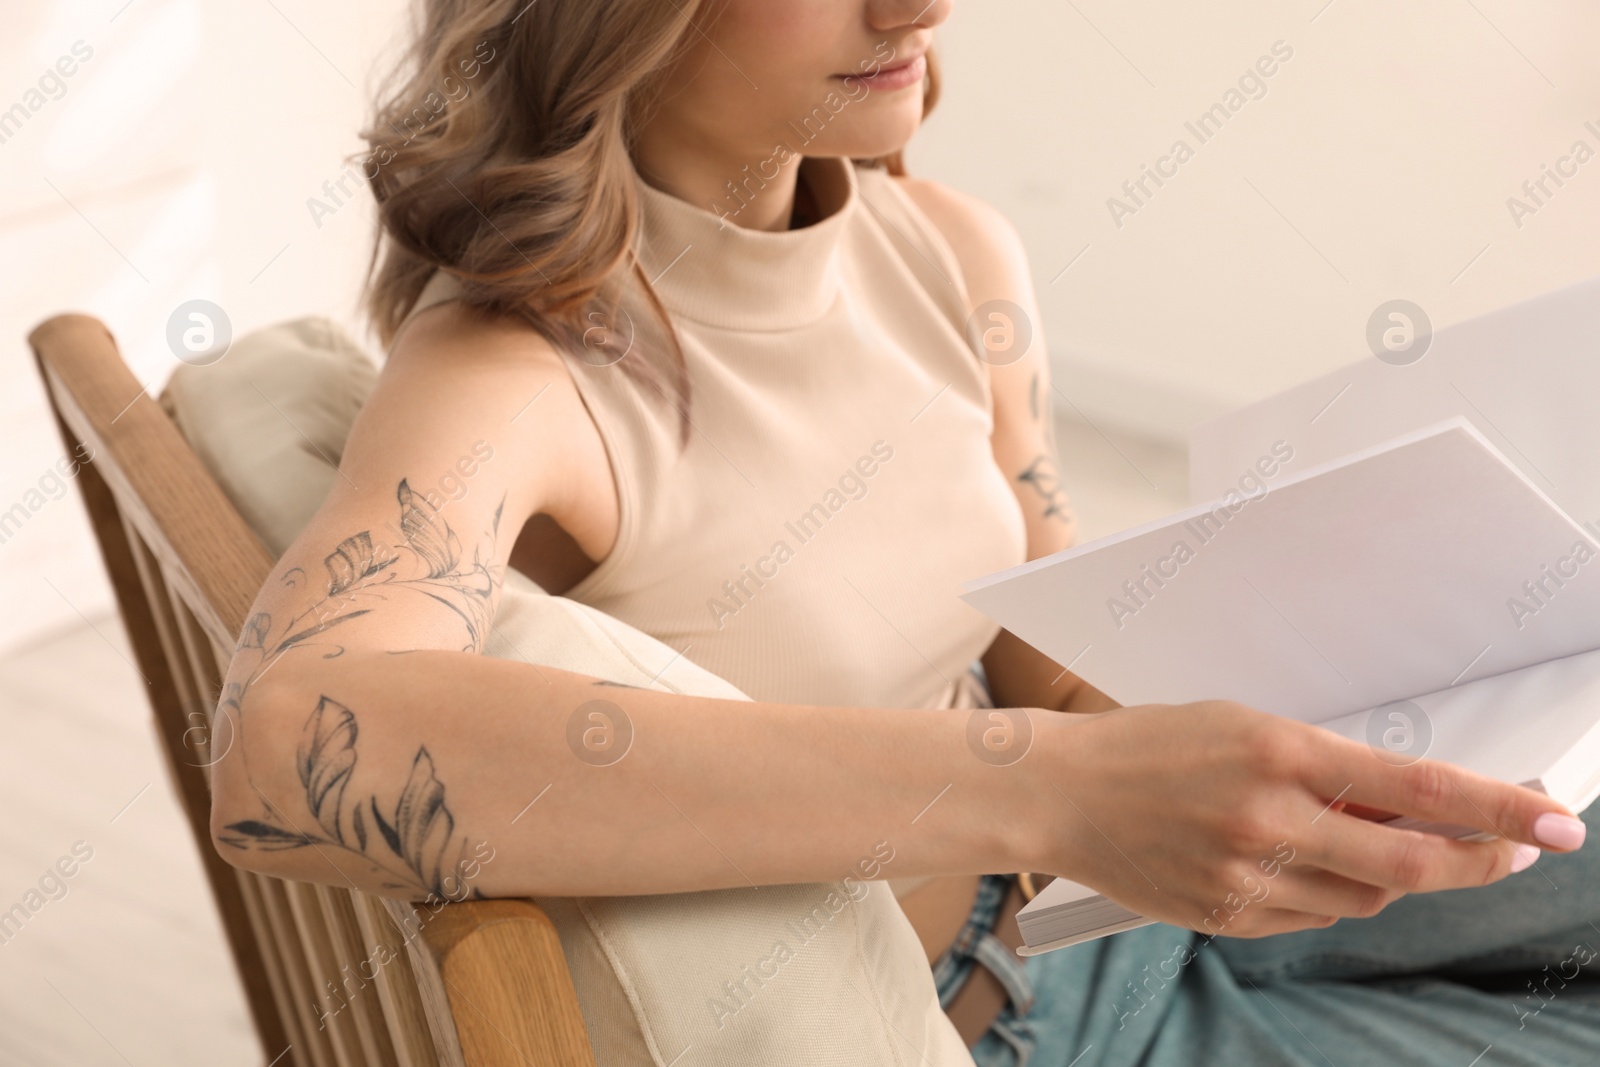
left=897, top=178, right=1114, bottom=716
left=207, top=300, right=1053, bottom=902
left=206, top=301, right=555, bottom=900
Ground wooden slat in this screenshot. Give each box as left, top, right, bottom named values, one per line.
left=169, top=593, right=313, bottom=1067
left=120, top=516, right=303, bottom=1050
left=121, top=517, right=220, bottom=843
left=259, top=877, right=341, bottom=1067
left=285, top=882, right=370, bottom=1066
left=160, top=562, right=228, bottom=778
left=317, top=886, right=401, bottom=1067
left=233, top=869, right=314, bottom=1067
left=126, top=511, right=205, bottom=721
left=351, top=895, right=444, bottom=1067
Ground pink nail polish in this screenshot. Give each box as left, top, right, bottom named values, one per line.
left=1511, top=844, right=1540, bottom=873
left=1533, top=813, right=1588, bottom=850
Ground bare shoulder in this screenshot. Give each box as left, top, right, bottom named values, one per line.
left=348, top=298, right=614, bottom=546
left=387, top=298, right=569, bottom=383
left=891, top=176, right=1032, bottom=303
left=357, top=301, right=572, bottom=481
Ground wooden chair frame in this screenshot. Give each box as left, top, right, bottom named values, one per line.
left=30, top=313, right=598, bottom=1067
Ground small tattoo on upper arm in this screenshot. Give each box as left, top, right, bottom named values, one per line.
left=1017, top=453, right=1074, bottom=525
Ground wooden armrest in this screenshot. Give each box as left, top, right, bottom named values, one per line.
left=384, top=898, right=596, bottom=1067
left=28, top=312, right=277, bottom=644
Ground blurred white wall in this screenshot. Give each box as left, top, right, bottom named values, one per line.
left=912, top=0, right=1600, bottom=438
left=2, top=0, right=1598, bottom=655
left=1, top=0, right=405, bottom=655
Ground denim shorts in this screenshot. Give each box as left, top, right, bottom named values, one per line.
left=932, top=873, right=1037, bottom=1064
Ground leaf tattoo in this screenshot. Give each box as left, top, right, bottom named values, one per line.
left=236, top=479, right=505, bottom=692
left=325, top=531, right=396, bottom=595
left=238, top=611, right=271, bottom=651
left=298, top=697, right=357, bottom=843
left=223, top=698, right=482, bottom=900
left=370, top=797, right=403, bottom=856
left=399, top=479, right=461, bottom=578
left=216, top=819, right=318, bottom=850
left=278, top=610, right=375, bottom=652
left=1017, top=453, right=1073, bottom=525
left=394, top=749, right=454, bottom=894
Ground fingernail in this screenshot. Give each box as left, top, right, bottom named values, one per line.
left=1511, top=844, right=1541, bottom=873
left=1533, top=813, right=1588, bottom=850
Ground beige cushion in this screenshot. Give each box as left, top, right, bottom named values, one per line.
left=162, top=317, right=974, bottom=1067
left=163, top=316, right=376, bottom=558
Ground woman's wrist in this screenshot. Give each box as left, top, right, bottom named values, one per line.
left=959, top=705, right=1094, bottom=880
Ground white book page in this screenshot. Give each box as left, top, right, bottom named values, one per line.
left=964, top=420, right=1600, bottom=724
left=1017, top=876, right=1101, bottom=922
left=1016, top=917, right=1156, bottom=956
left=1317, top=646, right=1600, bottom=810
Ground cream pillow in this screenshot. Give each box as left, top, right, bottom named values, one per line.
left=162, top=317, right=975, bottom=1067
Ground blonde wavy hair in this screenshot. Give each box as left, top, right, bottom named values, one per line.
left=362, top=0, right=940, bottom=428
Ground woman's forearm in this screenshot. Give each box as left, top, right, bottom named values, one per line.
left=210, top=640, right=1589, bottom=941
left=209, top=645, right=1054, bottom=901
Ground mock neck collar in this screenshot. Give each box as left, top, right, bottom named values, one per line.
left=631, top=155, right=857, bottom=331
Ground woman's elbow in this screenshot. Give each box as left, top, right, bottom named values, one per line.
left=205, top=676, right=303, bottom=877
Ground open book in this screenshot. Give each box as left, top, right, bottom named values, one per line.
left=962, top=417, right=1600, bottom=954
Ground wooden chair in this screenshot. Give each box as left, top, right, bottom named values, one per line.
left=29, top=313, right=598, bottom=1067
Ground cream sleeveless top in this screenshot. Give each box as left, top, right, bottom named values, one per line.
left=412, top=156, right=1026, bottom=712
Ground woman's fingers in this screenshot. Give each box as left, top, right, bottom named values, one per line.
left=1173, top=862, right=1406, bottom=937
left=1303, top=733, right=1584, bottom=853
left=1249, top=867, right=1408, bottom=921
left=1301, top=806, right=1534, bottom=894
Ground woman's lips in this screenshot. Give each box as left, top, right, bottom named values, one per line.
left=839, top=53, right=926, bottom=93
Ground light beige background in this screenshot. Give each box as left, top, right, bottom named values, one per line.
left=0, top=2, right=1596, bottom=1060
left=914, top=0, right=1600, bottom=436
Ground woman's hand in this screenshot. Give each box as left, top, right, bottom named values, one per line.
left=1027, top=700, right=1587, bottom=937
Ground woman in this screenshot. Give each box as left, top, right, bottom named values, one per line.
left=209, top=1, right=1600, bottom=1063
